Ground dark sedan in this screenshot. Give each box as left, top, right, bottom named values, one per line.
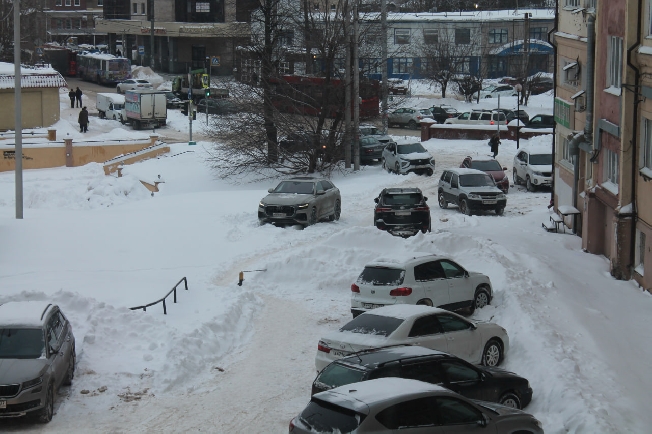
left=461, top=156, right=510, bottom=194
left=374, top=187, right=431, bottom=237
left=312, top=346, right=533, bottom=409
left=429, top=105, right=459, bottom=124
left=525, top=114, right=555, bottom=129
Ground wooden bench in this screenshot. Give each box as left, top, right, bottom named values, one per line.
left=542, top=213, right=564, bottom=232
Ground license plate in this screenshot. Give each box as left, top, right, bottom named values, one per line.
left=483, top=200, right=497, bottom=204
left=332, top=350, right=350, bottom=357
left=272, top=213, right=286, bottom=217
left=363, top=303, right=384, bottom=309
left=395, top=211, right=411, bottom=216
left=0, top=401, right=5, bottom=409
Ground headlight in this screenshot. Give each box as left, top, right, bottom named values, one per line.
left=468, top=193, right=481, bottom=199
left=22, top=376, right=43, bottom=390
left=401, top=160, right=410, bottom=167
left=258, top=201, right=265, bottom=208
left=533, top=418, right=543, bottom=428
left=430, top=158, right=436, bottom=165
left=496, top=193, right=506, bottom=199
left=533, top=171, right=543, bottom=176
left=297, top=203, right=309, bottom=209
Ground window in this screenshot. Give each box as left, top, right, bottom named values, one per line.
left=456, top=57, right=470, bottom=74
left=376, top=398, right=437, bottom=429
left=562, top=59, right=580, bottom=87
left=278, top=31, right=294, bottom=46
left=65, top=19, right=72, bottom=29
left=643, top=118, right=652, bottom=171
left=65, top=0, right=71, bottom=5
left=394, top=58, right=413, bottom=74
left=98, top=0, right=103, bottom=5
left=435, top=397, right=483, bottom=425
left=437, top=314, right=472, bottom=332
left=604, top=148, right=619, bottom=187
left=423, top=29, right=439, bottom=44
left=55, top=0, right=62, bottom=5
left=530, top=27, right=547, bottom=40
left=74, top=0, right=80, bottom=6
left=408, top=315, right=440, bottom=337
left=561, top=137, right=576, bottom=166
left=607, top=36, right=623, bottom=89
left=394, top=29, right=410, bottom=45
left=133, top=2, right=138, bottom=14
left=488, top=29, right=508, bottom=44
left=400, top=362, right=444, bottom=385
left=440, top=361, right=481, bottom=383
left=649, top=0, right=652, bottom=35
left=141, top=3, right=146, bottom=14
left=56, top=19, right=63, bottom=29
left=414, top=261, right=445, bottom=281
left=565, top=0, right=580, bottom=7
left=438, top=260, right=465, bottom=278
left=635, top=229, right=646, bottom=275
left=455, top=28, right=470, bottom=45
left=488, top=57, right=506, bottom=73
left=74, top=18, right=81, bottom=29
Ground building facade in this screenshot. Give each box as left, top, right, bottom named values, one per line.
left=45, top=0, right=106, bottom=46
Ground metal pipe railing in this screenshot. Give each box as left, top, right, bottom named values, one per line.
left=129, top=277, right=188, bottom=315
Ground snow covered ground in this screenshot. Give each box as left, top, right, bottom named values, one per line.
left=0, top=85, right=650, bottom=433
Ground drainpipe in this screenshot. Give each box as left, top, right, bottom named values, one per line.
left=626, top=0, right=643, bottom=275
left=548, top=0, right=559, bottom=207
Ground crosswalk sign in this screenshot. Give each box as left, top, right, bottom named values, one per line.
left=36, top=47, right=43, bottom=56
left=211, top=56, right=220, bottom=66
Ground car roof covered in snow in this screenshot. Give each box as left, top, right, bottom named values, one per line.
left=520, top=143, right=552, bottom=155
left=364, top=304, right=450, bottom=320
left=366, top=252, right=437, bottom=268
left=338, top=345, right=450, bottom=369
left=445, top=167, right=488, bottom=176
left=0, top=301, right=55, bottom=327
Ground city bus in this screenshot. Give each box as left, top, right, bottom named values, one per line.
left=77, top=53, right=131, bottom=84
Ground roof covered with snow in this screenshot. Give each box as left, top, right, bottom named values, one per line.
left=0, top=62, right=67, bottom=90
left=368, top=8, right=555, bottom=23
left=322, top=378, right=447, bottom=409
left=0, top=301, right=54, bottom=327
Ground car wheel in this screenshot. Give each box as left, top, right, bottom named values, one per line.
left=382, top=158, right=391, bottom=172
left=113, top=114, right=117, bottom=121
left=117, top=86, right=122, bottom=94
left=425, top=168, right=433, bottom=177
left=394, top=163, right=401, bottom=174
left=513, top=169, right=521, bottom=185
left=438, top=192, right=448, bottom=209
left=482, top=339, right=503, bottom=367
left=495, top=207, right=504, bottom=216
left=471, top=287, right=491, bottom=313
left=63, top=348, right=76, bottom=386
left=416, top=299, right=433, bottom=306
left=308, top=207, right=317, bottom=225
left=499, top=392, right=522, bottom=409
left=408, top=120, right=417, bottom=130
left=36, top=383, right=54, bottom=423
left=329, top=200, right=341, bottom=221
left=526, top=176, right=535, bottom=192
left=98, top=111, right=105, bottom=119
left=485, top=95, right=492, bottom=98
left=460, top=199, right=472, bottom=216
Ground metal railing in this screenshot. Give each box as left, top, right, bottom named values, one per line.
left=130, top=277, right=188, bottom=314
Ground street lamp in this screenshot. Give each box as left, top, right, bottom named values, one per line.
left=515, top=83, right=522, bottom=149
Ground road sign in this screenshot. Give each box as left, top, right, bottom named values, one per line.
left=211, top=56, right=220, bottom=66
left=35, top=47, right=43, bottom=56
left=138, top=46, right=145, bottom=55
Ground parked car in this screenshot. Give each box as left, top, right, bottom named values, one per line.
left=196, top=98, right=238, bottom=115
left=359, top=124, right=395, bottom=147
left=525, top=114, right=555, bottom=129
left=388, top=107, right=433, bottom=129
left=0, top=301, right=76, bottom=423
left=438, top=168, right=507, bottom=215
left=358, top=136, right=387, bottom=164
left=444, top=109, right=507, bottom=125
left=388, top=78, right=408, bottom=95
left=513, top=145, right=553, bottom=191
left=316, top=304, right=508, bottom=372
left=373, top=188, right=431, bottom=237
left=529, top=77, right=554, bottom=95
left=350, top=253, right=492, bottom=317
left=291, top=378, right=543, bottom=434
left=479, top=84, right=517, bottom=98
left=279, top=131, right=319, bottom=153
left=258, top=177, right=341, bottom=226
left=312, top=346, right=533, bottom=409
left=381, top=141, right=435, bottom=176
left=164, top=91, right=184, bottom=109
left=116, top=78, right=153, bottom=93
left=429, top=104, right=459, bottom=124
left=495, top=108, right=530, bottom=124
left=461, top=156, right=509, bottom=194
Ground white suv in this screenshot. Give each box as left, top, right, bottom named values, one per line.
left=350, top=253, right=492, bottom=318
left=513, top=145, right=553, bottom=191
left=444, top=110, right=507, bottom=126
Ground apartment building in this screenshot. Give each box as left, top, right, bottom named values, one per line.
left=45, top=0, right=106, bottom=46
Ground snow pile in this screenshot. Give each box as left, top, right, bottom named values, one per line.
left=131, top=66, right=166, bottom=88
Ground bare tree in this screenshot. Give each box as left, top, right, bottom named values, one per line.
left=0, top=0, right=46, bottom=63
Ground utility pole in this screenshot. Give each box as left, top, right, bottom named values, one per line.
left=14, top=0, right=23, bottom=219
left=353, top=0, right=360, bottom=171
left=344, top=1, right=351, bottom=169
left=188, top=67, right=194, bottom=145
left=381, top=0, right=388, bottom=134
left=149, top=0, right=155, bottom=69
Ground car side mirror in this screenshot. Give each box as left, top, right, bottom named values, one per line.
left=503, top=167, right=507, bottom=171
left=424, top=197, right=428, bottom=201
left=374, top=198, right=379, bottom=203
left=268, top=188, right=274, bottom=193
left=477, top=414, right=489, bottom=427
left=451, top=181, right=458, bottom=188
left=316, top=190, right=325, bottom=195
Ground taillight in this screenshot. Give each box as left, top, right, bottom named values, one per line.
left=351, top=283, right=360, bottom=293
left=376, top=207, right=392, bottom=212
left=318, top=340, right=331, bottom=353
left=417, top=116, right=423, bottom=120
left=390, top=287, right=413, bottom=296
left=448, top=114, right=454, bottom=118
left=490, top=120, right=495, bottom=125
left=414, top=206, right=429, bottom=212
left=289, top=419, right=295, bottom=432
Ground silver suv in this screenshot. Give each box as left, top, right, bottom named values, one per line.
left=444, top=109, right=507, bottom=125
left=258, top=177, right=341, bottom=226
left=0, top=301, right=76, bottom=423
left=438, top=168, right=507, bottom=215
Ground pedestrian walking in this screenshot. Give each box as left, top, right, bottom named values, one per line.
left=75, top=87, right=83, bottom=108
left=78, top=107, right=89, bottom=133
left=489, top=134, right=501, bottom=158
left=68, top=88, right=75, bottom=108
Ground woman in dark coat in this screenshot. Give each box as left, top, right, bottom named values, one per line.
left=68, top=89, right=75, bottom=108
left=489, top=134, right=501, bottom=158
left=78, top=107, right=89, bottom=133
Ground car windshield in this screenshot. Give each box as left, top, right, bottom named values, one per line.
left=529, top=154, right=553, bottom=165
left=482, top=85, right=496, bottom=92
left=358, top=267, right=405, bottom=286
left=382, top=193, right=423, bottom=206
left=445, top=108, right=458, bottom=114
left=459, top=174, right=495, bottom=187
left=397, top=143, right=426, bottom=154
left=299, top=399, right=366, bottom=432
left=360, top=126, right=379, bottom=135
left=470, top=160, right=503, bottom=171
left=0, top=328, right=44, bottom=359
left=273, top=181, right=315, bottom=194
left=136, top=80, right=149, bottom=84
left=315, top=363, right=367, bottom=390
left=340, top=314, right=404, bottom=337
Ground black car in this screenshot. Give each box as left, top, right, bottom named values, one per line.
left=196, top=98, right=237, bottom=115
left=529, top=78, right=554, bottom=95
left=525, top=114, right=555, bottom=129
left=494, top=108, right=530, bottom=124
left=164, top=91, right=184, bottom=109
left=358, top=136, right=386, bottom=164
left=429, top=105, right=459, bottom=124
left=312, top=346, right=533, bottom=409
left=374, top=187, right=431, bottom=237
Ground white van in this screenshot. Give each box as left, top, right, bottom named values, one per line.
left=96, top=93, right=126, bottom=121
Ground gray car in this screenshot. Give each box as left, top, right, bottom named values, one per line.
left=290, top=377, right=544, bottom=433
left=438, top=168, right=507, bottom=215
left=0, top=301, right=76, bottom=423
left=258, top=177, right=341, bottom=226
